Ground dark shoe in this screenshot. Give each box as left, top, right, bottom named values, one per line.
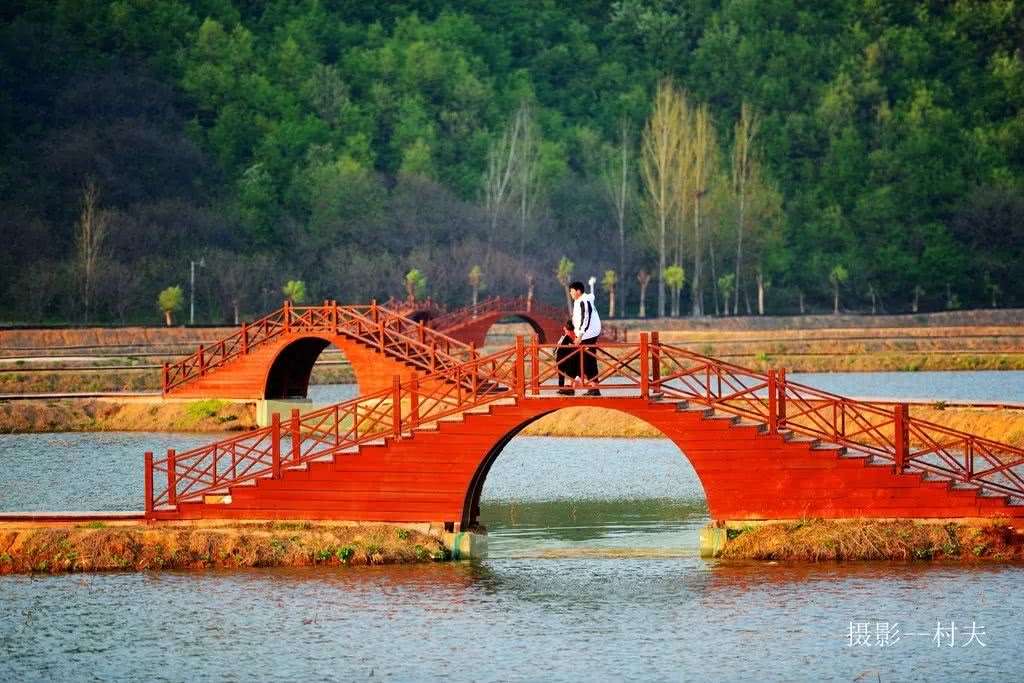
left=556, top=389, right=575, bottom=396
left=585, top=389, right=602, bottom=396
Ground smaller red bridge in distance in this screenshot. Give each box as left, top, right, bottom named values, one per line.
left=426, top=295, right=627, bottom=348
left=161, top=298, right=624, bottom=400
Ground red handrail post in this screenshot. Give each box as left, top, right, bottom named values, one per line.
left=166, top=449, right=177, bottom=507
left=198, top=345, right=205, bottom=375
left=640, top=333, right=650, bottom=399
left=144, top=451, right=154, bottom=518
left=271, top=413, right=281, bottom=479
left=283, top=300, right=291, bottom=334
left=778, top=368, right=787, bottom=429
left=430, top=341, right=437, bottom=373
left=332, top=301, right=338, bottom=336
left=894, top=403, right=909, bottom=472
left=530, top=335, right=540, bottom=395
left=162, top=363, right=169, bottom=391
left=515, top=336, right=526, bottom=399
left=392, top=376, right=402, bottom=438
left=418, top=320, right=425, bottom=343
left=470, top=345, right=480, bottom=397
left=371, top=298, right=378, bottom=322
left=651, top=331, right=661, bottom=393
left=409, top=375, right=420, bottom=424
left=767, top=370, right=778, bottom=435
left=291, top=408, right=301, bottom=464
left=241, top=322, right=249, bottom=354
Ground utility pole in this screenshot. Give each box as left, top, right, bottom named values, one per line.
left=190, top=257, right=205, bottom=325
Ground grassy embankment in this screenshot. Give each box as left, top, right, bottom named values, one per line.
left=0, top=398, right=258, bottom=433
left=716, top=519, right=1024, bottom=561
left=0, top=522, right=449, bottom=574
left=0, top=364, right=353, bottom=394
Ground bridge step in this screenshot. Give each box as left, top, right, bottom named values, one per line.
left=676, top=404, right=714, bottom=418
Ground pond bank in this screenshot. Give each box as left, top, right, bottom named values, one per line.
left=709, top=518, right=1024, bottom=561
left=0, top=397, right=258, bottom=433
left=0, top=521, right=453, bottom=574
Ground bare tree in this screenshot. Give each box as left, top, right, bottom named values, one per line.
left=602, top=119, right=634, bottom=317
left=483, top=110, right=524, bottom=265
left=641, top=79, right=684, bottom=318
left=513, top=102, right=542, bottom=265
left=689, top=104, right=718, bottom=317
left=75, top=177, right=110, bottom=323
left=556, top=256, right=574, bottom=310
left=731, top=101, right=761, bottom=315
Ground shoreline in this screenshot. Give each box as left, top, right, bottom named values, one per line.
left=0, top=521, right=453, bottom=574
left=711, top=519, right=1024, bottom=561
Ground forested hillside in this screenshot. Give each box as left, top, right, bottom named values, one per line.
left=1, top=1, right=1021, bottom=324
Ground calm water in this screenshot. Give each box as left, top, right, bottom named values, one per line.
left=789, top=370, right=1024, bottom=403
left=2, top=425, right=1023, bottom=681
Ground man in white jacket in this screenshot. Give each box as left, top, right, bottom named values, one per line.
left=569, top=281, right=602, bottom=396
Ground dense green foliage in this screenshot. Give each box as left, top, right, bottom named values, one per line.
left=1, top=0, right=1022, bottom=323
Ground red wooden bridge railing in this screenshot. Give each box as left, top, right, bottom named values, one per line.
left=147, top=334, right=1024, bottom=514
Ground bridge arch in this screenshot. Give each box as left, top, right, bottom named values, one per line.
left=262, top=333, right=427, bottom=399
left=444, top=311, right=564, bottom=348
left=264, top=336, right=333, bottom=399
left=459, top=404, right=711, bottom=530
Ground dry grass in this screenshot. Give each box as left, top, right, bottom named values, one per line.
left=913, top=407, right=1024, bottom=448
left=0, top=522, right=448, bottom=574
left=718, top=519, right=1024, bottom=561
left=0, top=326, right=237, bottom=350
left=0, top=363, right=353, bottom=396
left=522, top=407, right=664, bottom=438
left=0, top=369, right=161, bottom=393
left=0, top=398, right=257, bottom=433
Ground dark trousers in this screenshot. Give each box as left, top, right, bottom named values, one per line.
left=555, top=345, right=578, bottom=386
left=580, top=335, right=599, bottom=382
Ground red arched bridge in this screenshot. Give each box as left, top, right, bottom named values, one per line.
left=162, top=298, right=625, bottom=399
left=146, top=334, right=1024, bottom=526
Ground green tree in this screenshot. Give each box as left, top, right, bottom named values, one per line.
left=717, top=273, right=735, bottom=316
left=602, top=269, right=618, bottom=318
left=158, top=286, right=184, bottom=326
left=283, top=279, right=307, bottom=304
left=405, top=269, right=426, bottom=301
left=829, top=265, right=848, bottom=315
left=663, top=265, right=686, bottom=317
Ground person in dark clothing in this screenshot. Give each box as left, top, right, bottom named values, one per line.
left=570, top=281, right=602, bottom=396
left=555, top=318, right=578, bottom=396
